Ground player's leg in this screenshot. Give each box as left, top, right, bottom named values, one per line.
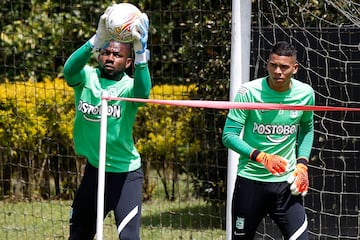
left=111, top=167, right=143, bottom=240
left=232, top=176, right=268, bottom=239
left=269, top=181, right=308, bottom=240
left=69, top=163, right=99, bottom=240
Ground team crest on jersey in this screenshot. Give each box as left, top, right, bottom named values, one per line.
left=107, top=87, right=119, bottom=97
left=237, top=86, right=248, bottom=95
left=290, top=110, right=298, bottom=118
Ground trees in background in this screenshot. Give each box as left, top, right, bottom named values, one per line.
left=0, top=0, right=352, bottom=205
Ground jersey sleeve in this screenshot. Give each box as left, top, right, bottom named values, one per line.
left=297, top=87, right=315, bottom=159
left=223, top=85, right=255, bottom=157
left=227, top=86, right=251, bottom=124
left=133, top=62, right=151, bottom=99
left=63, top=41, right=93, bottom=87
left=222, top=117, right=254, bottom=157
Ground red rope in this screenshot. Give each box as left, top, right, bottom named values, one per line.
left=103, top=97, right=360, bottom=112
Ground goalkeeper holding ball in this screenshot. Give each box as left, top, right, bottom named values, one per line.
left=63, top=5, right=150, bottom=240
left=222, top=41, right=314, bottom=240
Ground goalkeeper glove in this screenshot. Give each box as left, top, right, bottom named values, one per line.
left=131, top=13, right=149, bottom=63
left=250, top=149, right=289, bottom=176
left=287, top=158, right=309, bottom=197
left=89, top=7, right=112, bottom=51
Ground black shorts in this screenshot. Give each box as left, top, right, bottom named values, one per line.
left=232, top=176, right=308, bottom=240
left=69, top=163, right=143, bottom=240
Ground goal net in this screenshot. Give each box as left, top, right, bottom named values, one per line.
left=0, top=0, right=359, bottom=239
left=252, top=1, right=360, bottom=239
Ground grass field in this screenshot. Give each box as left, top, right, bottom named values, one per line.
left=0, top=198, right=225, bottom=240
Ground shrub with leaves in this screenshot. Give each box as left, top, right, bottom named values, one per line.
left=135, top=84, right=203, bottom=201
left=0, top=78, right=76, bottom=199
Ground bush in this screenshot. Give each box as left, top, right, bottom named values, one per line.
left=135, top=84, right=227, bottom=207
left=0, top=81, right=207, bottom=202
left=0, top=78, right=77, bottom=199
left=135, top=84, right=202, bottom=201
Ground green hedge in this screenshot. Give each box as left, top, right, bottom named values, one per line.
left=134, top=84, right=203, bottom=200
left=0, top=78, right=75, bottom=199
left=0, top=80, right=216, bottom=202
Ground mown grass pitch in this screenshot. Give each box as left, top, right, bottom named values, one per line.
left=0, top=197, right=225, bottom=240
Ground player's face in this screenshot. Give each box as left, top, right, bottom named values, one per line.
left=98, top=41, right=132, bottom=80
left=266, top=53, right=298, bottom=92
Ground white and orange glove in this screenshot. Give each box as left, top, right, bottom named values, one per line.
left=131, top=13, right=149, bottom=54
left=287, top=158, right=309, bottom=196
left=250, top=149, right=289, bottom=176
left=89, top=7, right=112, bottom=51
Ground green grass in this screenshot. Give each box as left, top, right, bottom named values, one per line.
left=0, top=198, right=225, bottom=240
left=1, top=172, right=225, bottom=239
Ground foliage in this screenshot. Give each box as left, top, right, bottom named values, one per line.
left=0, top=0, right=355, bottom=206
left=0, top=0, right=110, bottom=82
left=252, top=0, right=354, bottom=28
left=0, top=81, right=211, bottom=203
left=0, top=78, right=76, bottom=199
left=135, top=84, right=202, bottom=201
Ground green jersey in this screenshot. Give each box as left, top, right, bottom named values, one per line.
left=63, top=42, right=151, bottom=173
left=227, top=77, right=314, bottom=182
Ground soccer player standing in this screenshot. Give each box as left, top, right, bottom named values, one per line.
left=222, top=41, right=314, bottom=240
left=63, top=6, right=150, bottom=240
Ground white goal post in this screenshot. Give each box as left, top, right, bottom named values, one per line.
left=226, top=0, right=252, bottom=239
left=228, top=0, right=360, bottom=239
left=96, top=90, right=109, bottom=240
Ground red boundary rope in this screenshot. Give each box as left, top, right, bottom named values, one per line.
left=103, top=97, right=360, bottom=112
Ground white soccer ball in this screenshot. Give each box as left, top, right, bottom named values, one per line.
left=105, top=3, right=142, bottom=43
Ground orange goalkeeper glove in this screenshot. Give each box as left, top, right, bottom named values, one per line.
left=250, top=150, right=289, bottom=176
left=287, top=158, right=309, bottom=196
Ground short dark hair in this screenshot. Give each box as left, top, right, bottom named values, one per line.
left=270, top=41, right=297, bottom=58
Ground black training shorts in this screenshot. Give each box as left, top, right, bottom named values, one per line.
left=232, top=176, right=308, bottom=240
left=69, top=163, right=143, bottom=240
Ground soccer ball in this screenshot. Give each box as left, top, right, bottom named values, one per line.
left=106, top=3, right=142, bottom=43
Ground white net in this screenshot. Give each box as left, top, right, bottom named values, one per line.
left=0, top=0, right=359, bottom=239
left=252, top=0, right=360, bottom=239
left=327, top=0, right=360, bottom=27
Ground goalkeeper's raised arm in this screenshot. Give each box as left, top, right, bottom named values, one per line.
left=64, top=4, right=151, bottom=240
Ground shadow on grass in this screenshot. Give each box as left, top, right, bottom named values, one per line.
left=141, top=203, right=225, bottom=230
